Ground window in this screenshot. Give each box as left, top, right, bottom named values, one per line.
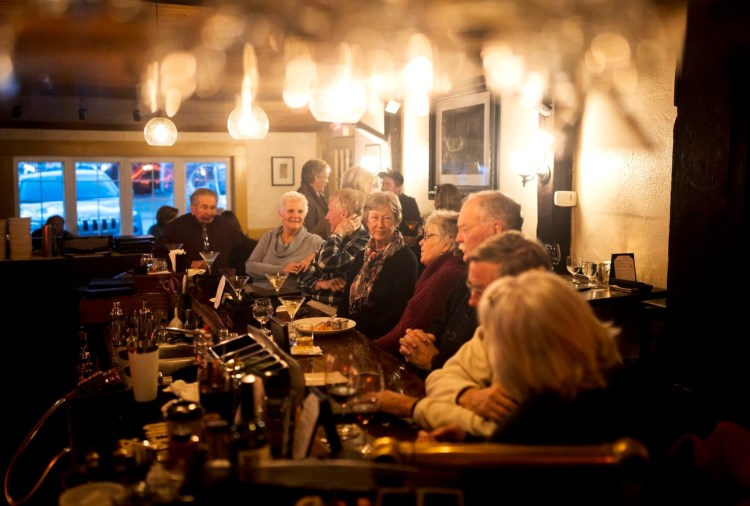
left=16, top=157, right=231, bottom=237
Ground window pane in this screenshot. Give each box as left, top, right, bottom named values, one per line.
left=17, top=161, right=65, bottom=233
left=131, top=161, right=175, bottom=235
left=74, top=163, right=123, bottom=236
left=186, top=162, right=227, bottom=210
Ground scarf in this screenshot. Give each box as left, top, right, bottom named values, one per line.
left=349, top=230, right=405, bottom=313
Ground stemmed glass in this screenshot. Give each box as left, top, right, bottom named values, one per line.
left=265, top=271, right=289, bottom=297
left=581, top=260, right=599, bottom=288
left=324, top=352, right=361, bottom=441
left=199, top=250, right=220, bottom=275
left=278, top=295, right=305, bottom=348
left=252, top=298, right=274, bottom=335
left=351, top=361, right=384, bottom=456
left=545, top=243, right=561, bottom=270
left=226, top=275, right=250, bottom=300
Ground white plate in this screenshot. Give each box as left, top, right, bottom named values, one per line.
left=294, top=317, right=355, bottom=335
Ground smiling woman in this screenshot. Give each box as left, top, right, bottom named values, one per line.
left=245, top=191, right=324, bottom=290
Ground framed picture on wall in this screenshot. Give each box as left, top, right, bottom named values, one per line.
left=271, top=157, right=294, bottom=186
left=433, top=88, right=498, bottom=193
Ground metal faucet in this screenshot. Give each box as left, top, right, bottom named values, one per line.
left=150, top=325, right=202, bottom=345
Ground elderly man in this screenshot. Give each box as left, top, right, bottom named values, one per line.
left=298, top=188, right=370, bottom=306
left=380, top=231, right=551, bottom=438
left=154, top=188, right=254, bottom=272
left=297, top=158, right=331, bottom=238
left=399, top=190, right=524, bottom=373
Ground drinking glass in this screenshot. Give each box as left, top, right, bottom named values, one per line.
left=581, top=260, right=598, bottom=287
left=265, top=271, right=289, bottom=297
left=199, top=250, right=220, bottom=275
left=566, top=255, right=582, bottom=281
left=351, top=361, right=384, bottom=456
left=252, top=298, right=274, bottom=335
left=226, top=275, right=250, bottom=300
left=545, top=243, right=561, bottom=269
left=278, top=295, right=305, bottom=348
left=324, top=352, right=361, bottom=441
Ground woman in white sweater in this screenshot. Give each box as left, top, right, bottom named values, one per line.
left=245, top=191, right=324, bottom=291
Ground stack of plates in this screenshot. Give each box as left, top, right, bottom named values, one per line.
left=0, top=218, right=6, bottom=260
left=7, top=217, right=32, bottom=260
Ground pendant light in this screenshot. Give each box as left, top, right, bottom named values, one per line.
left=144, top=115, right=178, bottom=146
left=227, top=44, right=269, bottom=140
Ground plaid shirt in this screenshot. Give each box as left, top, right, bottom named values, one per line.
left=298, top=225, right=370, bottom=305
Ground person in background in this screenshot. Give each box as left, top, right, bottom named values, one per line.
left=245, top=191, right=324, bottom=290
left=296, top=158, right=331, bottom=239
left=434, top=183, right=463, bottom=212
left=379, top=169, right=422, bottom=245
left=297, top=188, right=370, bottom=306
left=337, top=191, right=418, bottom=339
left=341, top=165, right=377, bottom=194
left=147, top=205, right=179, bottom=240
left=417, top=271, right=635, bottom=446
left=394, top=190, right=524, bottom=376
left=154, top=188, right=255, bottom=272
left=220, top=209, right=258, bottom=274
left=31, top=214, right=75, bottom=240
left=373, top=210, right=466, bottom=358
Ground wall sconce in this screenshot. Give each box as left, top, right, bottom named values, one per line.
left=11, top=102, right=22, bottom=119
left=518, top=164, right=551, bottom=187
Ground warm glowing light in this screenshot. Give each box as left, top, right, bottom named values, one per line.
left=227, top=95, right=269, bottom=139
left=309, top=75, right=367, bottom=123
left=144, top=116, right=177, bottom=146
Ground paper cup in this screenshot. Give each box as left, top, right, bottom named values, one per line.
left=128, top=342, right=160, bottom=402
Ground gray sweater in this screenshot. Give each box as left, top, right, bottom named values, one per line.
left=245, top=226, right=324, bottom=289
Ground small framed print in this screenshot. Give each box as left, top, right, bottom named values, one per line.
left=272, top=157, right=294, bottom=186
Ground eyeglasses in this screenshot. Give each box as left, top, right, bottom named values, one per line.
left=422, top=233, right=439, bottom=241
left=466, top=280, right=485, bottom=297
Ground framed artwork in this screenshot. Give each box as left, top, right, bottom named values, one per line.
left=433, top=88, right=498, bottom=193
left=271, top=157, right=294, bottom=186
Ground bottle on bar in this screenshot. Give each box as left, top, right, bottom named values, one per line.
left=109, top=301, right=125, bottom=347
left=231, top=374, right=270, bottom=483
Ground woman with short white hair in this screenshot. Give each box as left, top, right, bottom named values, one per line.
left=245, top=191, right=324, bottom=290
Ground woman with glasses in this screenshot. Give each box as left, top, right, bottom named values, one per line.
left=337, top=191, right=418, bottom=339
left=373, top=210, right=466, bottom=357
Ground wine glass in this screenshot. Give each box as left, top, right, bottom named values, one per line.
left=278, top=295, right=305, bottom=348
left=252, top=298, right=274, bottom=335
left=265, top=271, right=289, bottom=297
left=545, top=243, right=561, bottom=270
left=581, top=260, right=598, bottom=288
left=566, top=255, right=582, bottom=282
left=199, top=250, right=220, bottom=275
left=226, top=275, right=250, bottom=300
left=351, top=361, right=384, bottom=456
left=324, top=352, right=361, bottom=441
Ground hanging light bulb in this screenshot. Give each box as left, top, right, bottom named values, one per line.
left=227, top=95, right=269, bottom=139
left=227, top=44, right=269, bottom=140
left=144, top=115, right=178, bottom=146
left=308, top=44, right=367, bottom=124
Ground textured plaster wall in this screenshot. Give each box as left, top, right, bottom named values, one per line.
left=572, top=12, right=683, bottom=288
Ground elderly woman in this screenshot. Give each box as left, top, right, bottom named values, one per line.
left=341, top=165, right=377, bottom=194
left=374, top=210, right=466, bottom=357
left=245, top=191, right=324, bottom=290
left=337, top=191, right=418, bottom=339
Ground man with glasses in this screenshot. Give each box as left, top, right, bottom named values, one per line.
left=398, top=190, right=523, bottom=374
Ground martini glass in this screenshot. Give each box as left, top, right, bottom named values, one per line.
left=199, top=250, right=220, bottom=275
left=265, top=271, right=289, bottom=297
left=226, top=275, right=250, bottom=300
left=278, top=295, right=305, bottom=348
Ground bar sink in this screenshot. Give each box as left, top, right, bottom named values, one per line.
left=118, top=344, right=195, bottom=378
